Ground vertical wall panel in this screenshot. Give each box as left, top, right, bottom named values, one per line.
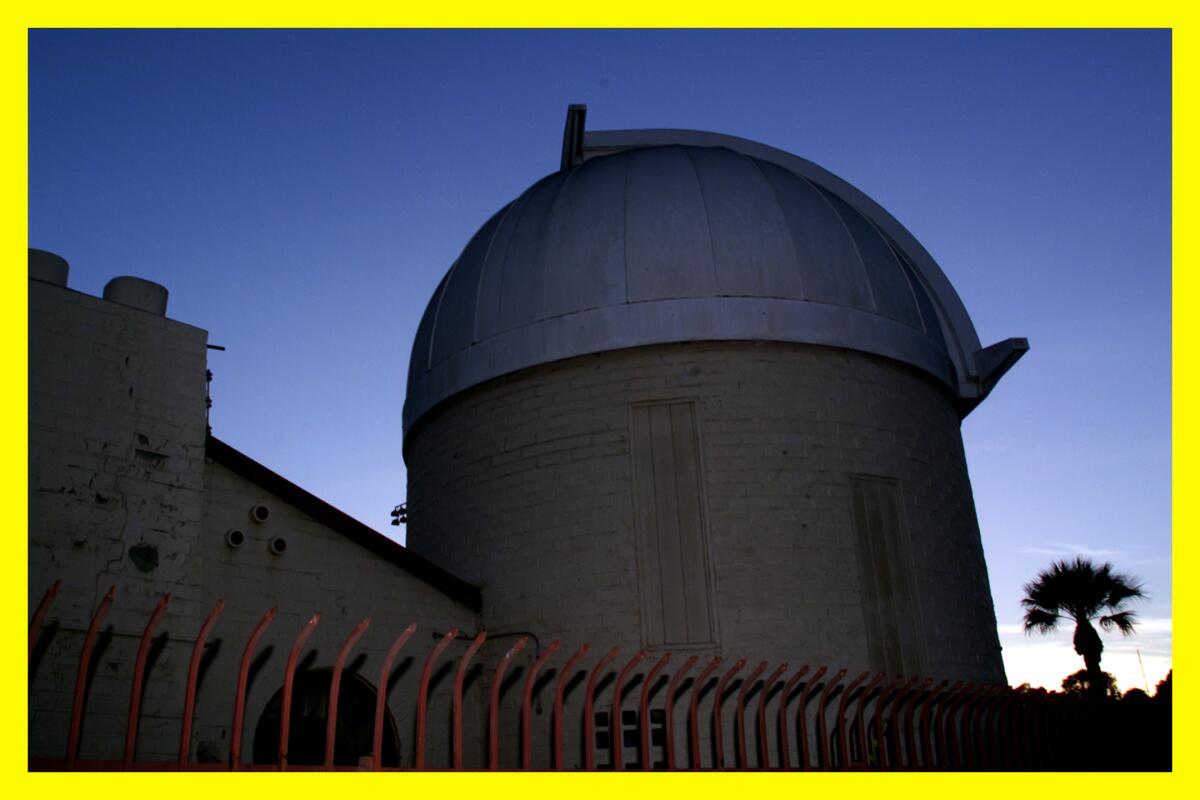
left=849, top=475, right=926, bottom=677
left=629, top=407, right=664, bottom=646
left=630, top=401, right=715, bottom=647
left=649, top=404, right=687, bottom=638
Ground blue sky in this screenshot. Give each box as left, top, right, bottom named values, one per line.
left=28, top=28, right=1171, bottom=691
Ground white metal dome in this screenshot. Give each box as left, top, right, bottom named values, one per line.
left=404, top=109, right=1026, bottom=438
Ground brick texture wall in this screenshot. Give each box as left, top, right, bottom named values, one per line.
left=29, top=277, right=481, bottom=766
left=29, top=278, right=210, bottom=760
left=196, top=459, right=481, bottom=768
left=406, top=342, right=1006, bottom=688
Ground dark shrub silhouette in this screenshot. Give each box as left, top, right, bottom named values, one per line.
left=1061, top=668, right=1119, bottom=699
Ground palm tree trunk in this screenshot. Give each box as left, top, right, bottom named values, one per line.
left=1073, top=620, right=1105, bottom=698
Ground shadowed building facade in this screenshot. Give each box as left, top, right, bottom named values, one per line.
left=27, top=252, right=481, bottom=767
left=28, top=107, right=1026, bottom=770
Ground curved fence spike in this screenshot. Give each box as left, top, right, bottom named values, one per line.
left=29, top=579, right=62, bottom=663
left=66, top=585, right=115, bottom=770
left=901, top=678, right=934, bottom=769
left=453, top=631, right=488, bottom=769
left=665, top=655, right=698, bottom=770
left=487, top=635, right=527, bottom=770
left=735, top=661, right=767, bottom=769
left=816, top=667, right=848, bottom=769
left=712, top=658, right=746, bottom=770
left=180, top=599, right=225, bottom=770
left=961, top=685, right=986, bottom=769
left=415, top=627, right=460, bottom=769
left=980, top=685, right=1007, bottom=769
left=638, top=651, right=672, bottom=769
left=887, top=677, right=919, bottom=769
left=553, top=643, right=590, bottom=770
left=777, top=663, right=811, bottom=771
left=960, top=683, right=989, bottom=770
left=795, top=665, right=828, bottom=770
left=277, top=612, right=319, bottom=771
left=755, top=663, right=789, bottom=769
left=373, top=622, right=417, bottom=770
left=583, top=646, right=619, bottom=770
left=850, top=673, right=885, bottom=770
left=688, top=657, right=722, bottom=770
left=230, top=607, right=278, bottom=770
left=124, top=593, right=171, bottom=769
left=324, top=618, right=371, bottom=770
left=833, top=671, right=869, bottom=770
left=521, top=640, right=561, bottom=769
left=916, top=680, right=949, bottom=769
left=610, top=650, right=647, bottom=771
left=868, top=676, right=903, bottom=770
left=941, top=681, right=975, bottom=769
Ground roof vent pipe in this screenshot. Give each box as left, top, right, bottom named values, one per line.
left=560, top=104, right=587, bottom=170
left=29, top=249, right=69, bottom=287
left=103, top=276, right=169, bottom=317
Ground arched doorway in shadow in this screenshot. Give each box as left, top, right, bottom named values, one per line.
left=253, top=668, right=402, bottom=767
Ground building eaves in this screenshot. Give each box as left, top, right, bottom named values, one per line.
left=205, top=435, right=482, bottom=612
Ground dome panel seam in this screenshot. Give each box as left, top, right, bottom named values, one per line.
left=680, top=146, right=722, bottom=293
left=742, top=152, right=806, bottom=300
left=801, top=174, right=879, bottom=314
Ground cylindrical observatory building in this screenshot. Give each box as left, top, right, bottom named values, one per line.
left=403, top=107, right=1026, bottom=685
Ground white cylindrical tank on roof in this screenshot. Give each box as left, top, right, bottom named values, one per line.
left=103, top=276, right=169, bottom=316
left=29, top=248, right=69, bottom=287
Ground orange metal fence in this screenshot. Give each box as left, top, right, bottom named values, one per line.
left=28, top=580, right=1170, bottom=771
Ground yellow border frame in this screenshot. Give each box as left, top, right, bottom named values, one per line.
left=4, top=7, right=1186, bottom=797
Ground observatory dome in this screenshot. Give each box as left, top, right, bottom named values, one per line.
left=402, top=111, right=1026, bottom=689
left=404, top=126, right=1023, bottom=439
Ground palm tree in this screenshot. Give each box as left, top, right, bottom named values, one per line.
left=1021, top=557, right=1145, bottom=698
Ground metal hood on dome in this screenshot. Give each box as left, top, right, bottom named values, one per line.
left=403, top=105, right=1026, bottom=443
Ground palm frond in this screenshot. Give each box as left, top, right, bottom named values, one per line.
left=1105, top=574, right=1147, bottom=606
left=1021, top=556, right=1146, bottom=638
left=1023, top=607, right=1060, bottom=634
left=1099, top=610, right=1139, bottom=635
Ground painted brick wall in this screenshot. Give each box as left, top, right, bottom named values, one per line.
left=28, top=276, right=485, bottom=767
left=195, top=459, right=482, bottom=768
left=29, top=277, right=210, bottom=760
left=406, top=342, right=1005, bottom=687
left=29, top=279, right=210, bottom=613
